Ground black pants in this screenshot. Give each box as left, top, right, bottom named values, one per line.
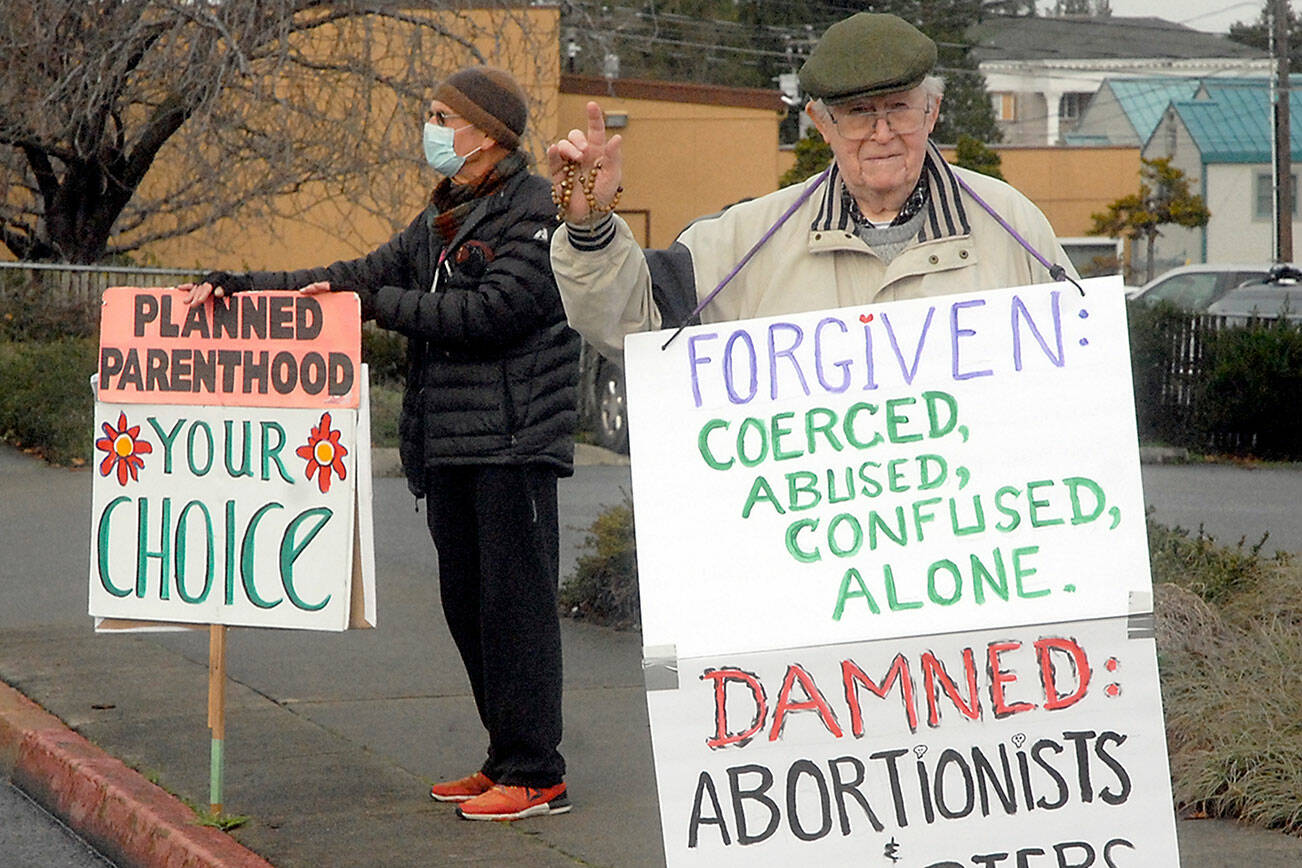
left=424, top=464, right=565, bottom=787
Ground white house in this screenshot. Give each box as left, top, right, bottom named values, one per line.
left=968, top=16, right=1267, bottom=146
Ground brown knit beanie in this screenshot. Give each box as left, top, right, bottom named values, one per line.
left=433, top=66, right=528, bottom=151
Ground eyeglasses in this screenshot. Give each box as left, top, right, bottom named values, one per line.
left=827, top=103, right=931, bottom=139
left=428, top=109, right=463, bottom=128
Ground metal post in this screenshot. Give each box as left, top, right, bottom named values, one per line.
left=1272, top=0, right=1293, bottom=262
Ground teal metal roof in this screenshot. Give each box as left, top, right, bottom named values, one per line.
left=1169, top=80, right=1302, bottom=163
left=1103, top=78, right=1201, bottom=142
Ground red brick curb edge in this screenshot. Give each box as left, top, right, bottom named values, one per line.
left=0, top=680, right=271, bottom=868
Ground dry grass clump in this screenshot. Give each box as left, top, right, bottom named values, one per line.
left=1152, top=516, right=1302, bottom=833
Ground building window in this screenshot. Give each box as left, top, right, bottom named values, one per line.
left=1059, top=92, right=1091, bottom=121
left=1255, top=171, right=1299, bottom=219
left=991, top=92, right=1016, bottom=122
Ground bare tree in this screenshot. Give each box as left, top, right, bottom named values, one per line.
left=0, top=1, right=557, bottom=263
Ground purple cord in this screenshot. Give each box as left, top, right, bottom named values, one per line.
left=952, top=174, right=1084, bottom=296
left=659, top=166, right=1079, bottom=354
left=661, top=167, right=832, bottom=350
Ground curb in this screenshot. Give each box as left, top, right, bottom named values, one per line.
left=370, top=443, right=629, bottom=477
left=0, top=681, right=270, bottom=868
left=1138, top=445, right=1190, bottom=464
left=374, top=445, right=1176, bottom=475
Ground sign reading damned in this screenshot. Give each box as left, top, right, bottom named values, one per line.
left=623, top=278, right=1179, bottom=865
left=89, top=288, right=372, bottom=632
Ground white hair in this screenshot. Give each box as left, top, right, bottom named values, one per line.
left=920, top=74, right=945, bottom=103
left=809, top=75, right=945, bottom=117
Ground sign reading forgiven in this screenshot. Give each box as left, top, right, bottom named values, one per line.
left=89, top=288, right=373, bottom=632
left=623, top=278, right=1179, bottom=865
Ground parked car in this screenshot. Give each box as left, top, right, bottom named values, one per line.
left=1130, top=264, right=1275, bottom=310
left=578, top=346, right=629, bottom=453
left=1205, top=265, right=1302, bottom=324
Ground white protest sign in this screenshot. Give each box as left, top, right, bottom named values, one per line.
left=646, top=616, right=1176, bottom=866
left=624, top=277, right=1178, bottom=865
left=89, top=287, right=374, bottom=631
left=625, top=278, right=1147, bottom=659
left=89, top=401, right=358, bottom=629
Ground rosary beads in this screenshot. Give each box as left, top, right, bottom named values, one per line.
left=552, top=160, right=622, bottom=222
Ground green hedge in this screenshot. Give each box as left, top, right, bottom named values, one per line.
left=0, top=338, right=98, bottom=465
left=1129, top=302, right=1302, bottom=458
left=1196, top=321, right=1302, bottom=458
left=559, top=494, right=639, bottom=627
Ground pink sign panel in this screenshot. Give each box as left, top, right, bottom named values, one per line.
left=98, top=287, right=361, bottom=408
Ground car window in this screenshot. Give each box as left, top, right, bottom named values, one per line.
left=1229, top=270, right=1270, bottom=289
left=1145, top=273, right=1220, bottom=309
left=1210, top=287, right=1302, bottom=318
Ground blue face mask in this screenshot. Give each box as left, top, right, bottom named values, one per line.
left=423, top=122, right=480, bottom=176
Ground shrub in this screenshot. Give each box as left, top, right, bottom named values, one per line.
left=358, top=320, right=405, bottom=449
left=1127, top=303, right=1302, bottom=458
left=1194, top=319, right=1302, bottom=458
left=368, top=381, right=402, bottom=448
left=361, top=324, right=407, bottom=385
left=953, top=135, right=1004, bottom=180
left=559, top=494, right=639, bottom=628
left=778, top=127, right=831, bottom=188
left=0, top=338, right=98, bottom=465
left=1146, top=510, right=1286, bottom=606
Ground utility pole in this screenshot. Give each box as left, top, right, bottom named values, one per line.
left=1271, top=0, right=1293, bottom=261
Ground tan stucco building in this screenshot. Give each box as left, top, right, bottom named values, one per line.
left=144, top=71, right=787, bottom=270
left=117, top=9, right=1135, bottom=273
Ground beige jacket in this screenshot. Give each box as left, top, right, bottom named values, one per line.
left=552, top=144, right=1077, bottom=361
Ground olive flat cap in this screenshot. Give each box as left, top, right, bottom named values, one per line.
left=798, top=13, right=937, bottom=103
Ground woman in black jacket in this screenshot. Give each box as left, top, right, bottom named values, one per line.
left=181, top=66, right=579, bottom=822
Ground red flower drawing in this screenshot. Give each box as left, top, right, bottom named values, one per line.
left=95, top=411, right=153, bottom=485
left=297, top=411, right=349, bottom=494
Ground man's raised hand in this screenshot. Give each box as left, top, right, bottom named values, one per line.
left=546, top=101, right=623, bottom=224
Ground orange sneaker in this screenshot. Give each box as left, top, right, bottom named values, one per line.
left=456, top=783, right=571, bottom=821
left=429, top=771, right=494, bottom=803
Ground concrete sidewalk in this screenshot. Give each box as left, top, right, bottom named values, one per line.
left=4, top=443, right=1302, bottom=866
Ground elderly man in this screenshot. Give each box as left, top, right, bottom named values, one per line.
left=547, top=12, right=1076, bottom=361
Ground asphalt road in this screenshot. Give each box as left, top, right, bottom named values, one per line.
left=1140, top=461, right=1302, bottom=556
left=0, top=781, right=115, bottom=867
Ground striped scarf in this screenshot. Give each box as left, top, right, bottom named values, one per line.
left=429, top=150, right=529, bottom=244
left=810, top=140, right=971, bottom=243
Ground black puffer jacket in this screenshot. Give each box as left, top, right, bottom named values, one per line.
left=245, top=170, right=580, bottom=496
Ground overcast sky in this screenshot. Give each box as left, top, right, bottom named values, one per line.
left=1058, top=1, right=1266, bottom=34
